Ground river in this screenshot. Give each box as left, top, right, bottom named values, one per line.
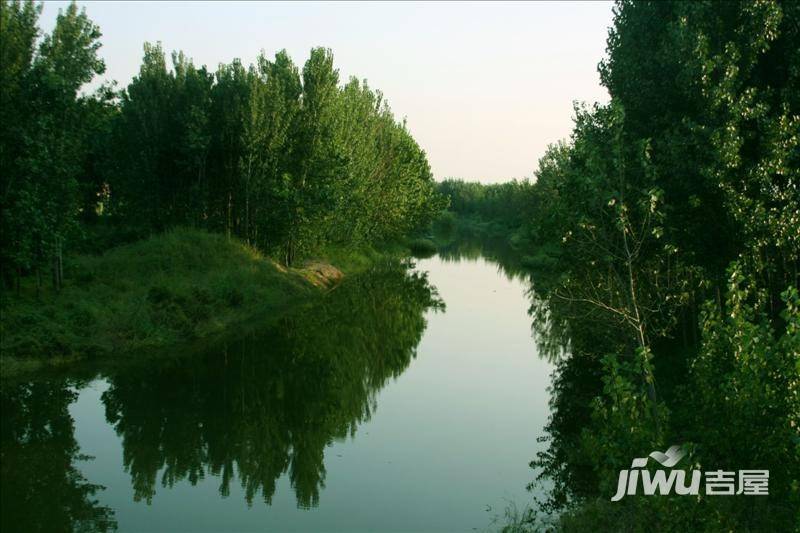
left=1, top=250, right=554, bottom=532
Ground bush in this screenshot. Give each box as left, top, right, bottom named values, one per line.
left=407, top=237, right=437, bottom=257
left=433, top=210, right=457, bottom=235
left=223, top=286, right=244, bottom=307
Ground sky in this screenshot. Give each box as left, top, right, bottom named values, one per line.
left=40, top=1, right=613, bottom=183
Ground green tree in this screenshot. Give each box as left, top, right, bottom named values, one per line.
left=0, top=0, right=105, bottom=291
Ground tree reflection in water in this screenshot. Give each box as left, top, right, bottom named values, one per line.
left=1, top=260, right=442, bottom=530
left=101, top=260, right=443, bottom=508
left=1, top=379, right=117, bottom=532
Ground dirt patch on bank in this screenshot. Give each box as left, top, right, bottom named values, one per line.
left=298, top=261, right=344, bottom=289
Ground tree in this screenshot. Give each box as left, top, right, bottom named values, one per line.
left=240, top=50, right=301, bottom=255
left=0, top=0, right=105, bottom=291
left=0, top=0, right=42, bottom=289
left=111, top=42, right=172, bottom=231
left=208, top=59, right=250, bottom=238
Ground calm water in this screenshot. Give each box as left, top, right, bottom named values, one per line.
left=1, top=252, right=553, bottom=532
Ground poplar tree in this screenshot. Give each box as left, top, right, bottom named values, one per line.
left=1, top=0, right=105, bottom=290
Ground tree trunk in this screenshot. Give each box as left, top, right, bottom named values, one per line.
left=52, top=252, right=58, bottom=290
left=58, top=238, right=63, bottom=291
left=245, top=160, right=251, bottom=245
left=52, top=237, right=63, bottom=292
left=226, top=191, right=232, bottom=239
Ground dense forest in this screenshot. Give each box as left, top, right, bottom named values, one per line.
left=441, top=1, right=799, bottom=530
left=0, top=0, right=443, bottom=294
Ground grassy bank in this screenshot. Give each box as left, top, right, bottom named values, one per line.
left=1, top=228, right=385, bottom=376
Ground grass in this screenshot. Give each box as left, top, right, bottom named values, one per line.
left=0, top=228, right=352, bottom=376
left=314, top=242, right=401, bottom=272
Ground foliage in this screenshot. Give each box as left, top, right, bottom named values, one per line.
left=407, top=237, right=437, bottom=257
left=109, top=44, right=443, bottom=265
left=0, top=0, right=107, bottom=291
left=0, top=228, right=318, bottom=365
left=684, top=267, right=800, bottom=527
left=0, top=0, right=445, bottom=298
left=453, top=1, right=800, bottom=530
left=436, top=179, right=536, bottom=243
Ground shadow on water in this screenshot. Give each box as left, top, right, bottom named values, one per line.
left=1, top=260, right=443, bottom=530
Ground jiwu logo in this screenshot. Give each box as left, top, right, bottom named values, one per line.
left=611, top=445, right=769, bottom=501
left=611, top=445, right=700, bottom=501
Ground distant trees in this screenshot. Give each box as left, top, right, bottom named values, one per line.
left=437, top=178, right=536, bottom=232
left=0, top=0, right=443, bottom=291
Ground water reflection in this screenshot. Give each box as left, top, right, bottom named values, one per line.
left=437, top=234, right=530, bottom=283
left=101, top=261, right=443, bottom=509
left=0, top=261, right=441, bottom=530
left=1, top=380, right=117, bottom=532
left=437, top=231, right=570, bottom=365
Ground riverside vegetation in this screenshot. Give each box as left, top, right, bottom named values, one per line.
left=1, top=228, right=393, bottom=374
left=0, top=1, right=443, bottom=370
left=440, top=1, right=799, bottom=530
left=2, top=260, right=444, bottom=531
left=1, top=0, right=799, bottom=531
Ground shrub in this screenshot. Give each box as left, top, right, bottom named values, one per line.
left=407, top=237, right=437, bottom=257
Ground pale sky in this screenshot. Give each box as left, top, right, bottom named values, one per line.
left=41, top=1, right=613, bottom=183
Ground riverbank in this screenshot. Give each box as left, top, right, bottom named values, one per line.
left=0, top=228, right=397, bottom=377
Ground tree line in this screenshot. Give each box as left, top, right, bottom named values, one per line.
left=436, top=178, right=536, bottom=234
left=0, top=0, right=444, bottom=291
left=440, top=1, right=799, bottom=529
